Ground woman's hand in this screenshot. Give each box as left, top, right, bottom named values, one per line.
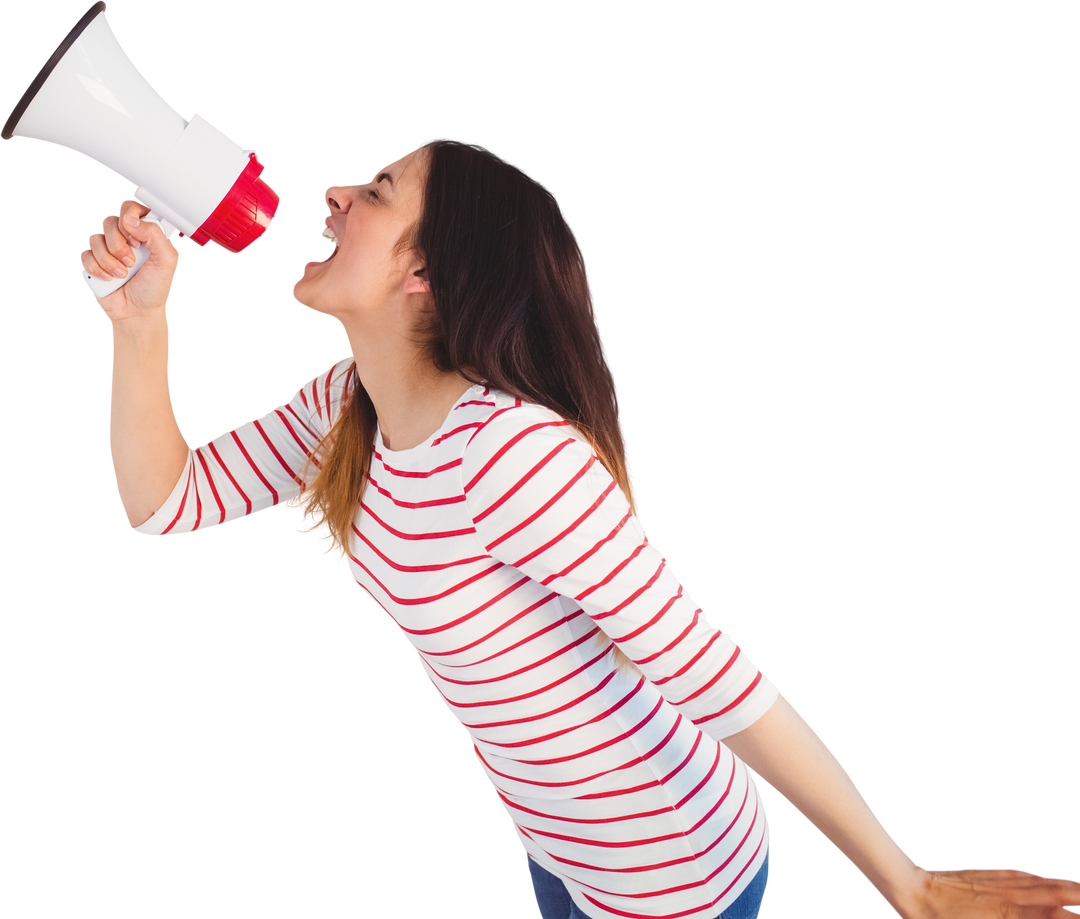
left=905, top=866, right=1080, bottom=918
left=81, top=200, right=178, bottom=320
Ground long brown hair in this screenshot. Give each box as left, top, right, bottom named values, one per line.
left=303, top=142, right=637, bottom=668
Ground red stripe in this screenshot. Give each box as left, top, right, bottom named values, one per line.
left=693, top=671, right=765, bottom=725
left=228, top=427, right=278, bottom=507
left=253, top=419, right=302, bottom=486
left=195, top=444, right=226, bottom=524
left=463, top=419, right=571, bottom=491
left=206, top=434, right=250, bottom=514
left=288, top=383, right=775, bottom=915
left=485, top=455, right=596, bottom=550
left=160, top=463, right=194, bottom=535
left=284, top=403, right=320, bottom=443
left=670, top=648, right=741, bottom=706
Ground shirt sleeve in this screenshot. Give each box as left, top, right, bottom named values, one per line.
left=459, top=404, right=779, bottom=740
left=135, top=359, right=355, bottom=535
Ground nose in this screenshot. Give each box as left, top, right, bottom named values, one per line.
left=326, top=186, right=354, bottom=213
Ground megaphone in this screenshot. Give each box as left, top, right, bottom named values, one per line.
left=2, top=2, right=278, bottom=297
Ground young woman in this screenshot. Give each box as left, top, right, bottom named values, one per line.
left=83, top=140, right=1080, bottom=919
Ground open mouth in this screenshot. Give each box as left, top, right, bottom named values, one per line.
left=310, top=225, right=339, bottom=265
left=317, top=225, right=339, bottom=260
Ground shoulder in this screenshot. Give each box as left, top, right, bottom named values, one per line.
left=286, top=358, right=356, bottom=433
left=459, top=394, right=636, bottom=543
left=464, top=395, right=588, bottom=461
left=461, top=394, right=596, bottom=495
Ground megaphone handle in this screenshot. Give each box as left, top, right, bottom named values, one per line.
left=83, top=210, right=178, bottom=298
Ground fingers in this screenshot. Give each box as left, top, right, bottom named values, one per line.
left=79, top=200, right=151, bottom=282
left=86, top=216, right=133, bottom=281
left=84, top=223, right=129, bottom=283
left=118, top=200, right=151, bottom=247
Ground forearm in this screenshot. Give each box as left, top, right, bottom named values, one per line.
left=110, top=314, right=189, bottom=527
left=723, top=693, right=924, bottom=918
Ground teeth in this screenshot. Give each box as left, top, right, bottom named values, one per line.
left=322, top=226, right=337, bottom=243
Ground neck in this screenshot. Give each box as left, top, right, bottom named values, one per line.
left=347, top=336, right=475, bottom=455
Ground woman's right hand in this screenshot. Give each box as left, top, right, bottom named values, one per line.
left=81, top=200, right=178, bottom=321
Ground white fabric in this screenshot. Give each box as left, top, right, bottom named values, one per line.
left=138, top=361, right=779, bottom=919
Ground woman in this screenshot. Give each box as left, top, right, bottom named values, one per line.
left=83, top=140, right=1079, bottom=919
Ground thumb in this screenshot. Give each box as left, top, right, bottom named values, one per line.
left=124, top=214, right=177, bottom=264
left=124, top=212, right=159, bottom=244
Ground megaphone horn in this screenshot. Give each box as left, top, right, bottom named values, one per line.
left=3, top=2, right=278, bottom=297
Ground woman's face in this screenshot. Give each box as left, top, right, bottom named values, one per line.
left=293, top=147, right=429, bottom=318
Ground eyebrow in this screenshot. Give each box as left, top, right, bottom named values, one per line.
left=376, top=172, right=394, bottom=187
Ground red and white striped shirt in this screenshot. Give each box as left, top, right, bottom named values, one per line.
left=137, top=360, right=780, bottom=919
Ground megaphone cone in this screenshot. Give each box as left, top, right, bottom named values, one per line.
left=3, top=2, right=278, bottom=295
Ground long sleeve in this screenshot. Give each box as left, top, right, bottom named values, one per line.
left=135, top=359, right=354, bottom=536
left=460, top=404, right=779, bottom=741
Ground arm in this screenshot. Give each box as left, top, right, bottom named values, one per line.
left=88, top=200, right=190, bottom=531
left=723, top=693, right=922, bottom=916
left=110, top=313, right=189, bottom=526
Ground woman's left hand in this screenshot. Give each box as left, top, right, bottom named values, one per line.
left=905, top=867, right=1080, bottom=918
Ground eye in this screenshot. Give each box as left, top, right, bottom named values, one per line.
left=368, top=188, right=380, bottom=201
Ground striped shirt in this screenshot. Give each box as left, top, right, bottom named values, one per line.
left=137, top=360, right=780, bottom=919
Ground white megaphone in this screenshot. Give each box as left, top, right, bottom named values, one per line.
left=3, top=2, right=278, bottom=298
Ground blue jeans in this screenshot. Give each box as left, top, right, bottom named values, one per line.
left=528, top=850, right=769, bottom=919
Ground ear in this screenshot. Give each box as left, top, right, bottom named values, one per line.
left=403, top=266, right=431, bottom=294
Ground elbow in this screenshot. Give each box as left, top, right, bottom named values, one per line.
left=124, top=507, right=157, bottom=535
